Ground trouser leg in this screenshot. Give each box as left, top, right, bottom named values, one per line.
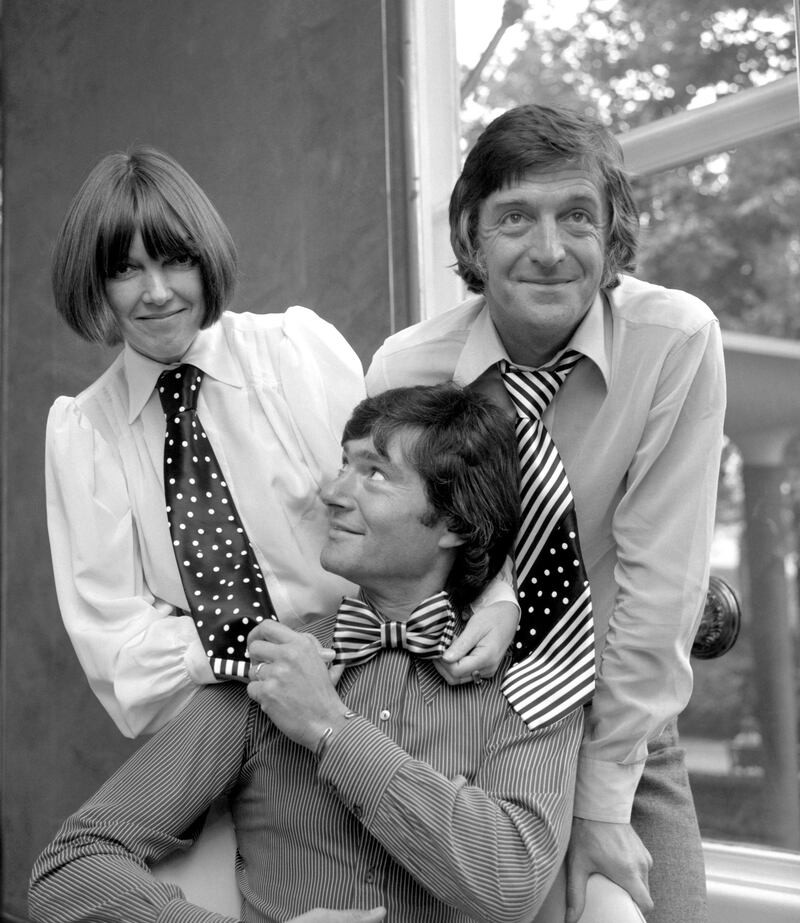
left=631, top=720, right=707, bottom=923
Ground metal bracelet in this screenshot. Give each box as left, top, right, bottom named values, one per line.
left=315, top=726, right=334, bottom=760
left=315, top=711, right=357, bottom=760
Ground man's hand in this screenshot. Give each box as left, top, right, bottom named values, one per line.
left=246, top=621, right=350, bottom=751
left=435, top=601, right=517, bottom=685
left=565, top=817, right=653, bottom=923
left=289, top=908, right=386, bottom=923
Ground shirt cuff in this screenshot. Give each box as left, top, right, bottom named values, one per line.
left=573, top=753, right=646, bottom=823
left=470, top=557, right=519, bottom=613
left=317, top=715, right=408, bottom=823
left=186, top=635, right=217, bottom=685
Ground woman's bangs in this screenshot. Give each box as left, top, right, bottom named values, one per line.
left=95, top=197, right=137, bottom=278
left=137, top=194, right=198, bottom=261
left=95, top=188, right=198, bottom=277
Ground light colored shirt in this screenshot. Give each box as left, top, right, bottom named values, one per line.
left=366, top=275, right=726, bottom=822
left=29, top=612, right=584, bottom=923
left=46, top=307, right=365, bottom=738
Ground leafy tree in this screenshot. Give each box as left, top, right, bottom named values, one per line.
left=461, top=0, right=800, bottom=338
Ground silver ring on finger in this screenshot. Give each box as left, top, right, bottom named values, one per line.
left=253, top=662, right=265, bottom=681
left=471, top=670, right=483, bottom=686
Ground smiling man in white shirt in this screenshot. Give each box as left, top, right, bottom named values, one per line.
left=366, top=103, right=726, bottom=923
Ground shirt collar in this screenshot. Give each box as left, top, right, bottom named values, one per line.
left=454, top=291, right=611, bottom=387
left=453, top=302, right=509, bottom=385
left=570, top=290, right=611, bottom=387
left=124, top=319, right=245, bottom=423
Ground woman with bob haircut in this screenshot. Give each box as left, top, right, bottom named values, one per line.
left=47, top=146, right=518, bottom=740
left=53, top=148, right=237, bottom=346
left=46, top=146, right=368, bottom=739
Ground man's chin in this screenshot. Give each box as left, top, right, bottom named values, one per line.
left=320, top=546, right=351, bottom=583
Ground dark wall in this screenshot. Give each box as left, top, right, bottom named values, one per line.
left=0, top=1, right=409, bottom=918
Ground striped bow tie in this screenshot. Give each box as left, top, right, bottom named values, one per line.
left=332, top=591, right=456, bottom=667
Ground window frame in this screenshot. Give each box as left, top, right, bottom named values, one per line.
left=619, top=72, right=799, bottom=175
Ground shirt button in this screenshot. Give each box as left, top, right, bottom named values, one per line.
left=352, top=804, right=363, bottom=819
left=365, top=870, right=375, bottom=884
left=379, top=708, right=391, bottom=721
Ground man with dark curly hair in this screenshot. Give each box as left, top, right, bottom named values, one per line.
left=30, top=383, right=583, bottom=923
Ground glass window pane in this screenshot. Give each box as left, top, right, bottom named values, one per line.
left=634, top=129, right=800, bottom=342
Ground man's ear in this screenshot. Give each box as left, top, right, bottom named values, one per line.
left=438, top=528, right=466, bottom=550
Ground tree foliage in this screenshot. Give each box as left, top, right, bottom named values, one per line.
left=461, top=0, right=800, bottom=338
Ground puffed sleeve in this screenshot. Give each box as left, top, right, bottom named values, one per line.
left=278, top=306, right=365, bottom=469
left=46, top=398, right=214, bottom=738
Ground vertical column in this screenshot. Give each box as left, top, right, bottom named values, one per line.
left=742, top=462, right=800, bottom=850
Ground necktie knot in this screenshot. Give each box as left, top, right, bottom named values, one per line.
left=332, top=592, right=455, bottom=666
left=380, top=620, right=409, bottom=650
left=500, top=350, right=582, bottom=421
left=157, top=364, right=203, bottom=417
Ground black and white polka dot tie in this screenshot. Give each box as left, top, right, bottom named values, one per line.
left=500, top=352, right=595, bottom=729
left=157, top=364, right=277, bottom=679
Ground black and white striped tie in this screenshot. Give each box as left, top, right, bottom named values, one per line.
left=500, top=352, right=595, bottom=729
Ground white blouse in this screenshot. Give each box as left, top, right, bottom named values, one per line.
left=46, top=307, right=365, bottom=737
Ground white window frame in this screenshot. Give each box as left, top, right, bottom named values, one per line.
left=401, top=0, right=464, bottom=322
left=619, top=73, right=798, bottom=175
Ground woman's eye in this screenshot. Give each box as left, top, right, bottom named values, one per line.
left=108, top=262, right=134, bottom=279
left=167, top=253, right=198, bottom=268
left=366, top=468, right=387, bottom=482
left=502, top=211, right=526, bottom=225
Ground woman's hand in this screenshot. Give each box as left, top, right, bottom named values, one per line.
left=435, top=601, right=518, bottom=685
